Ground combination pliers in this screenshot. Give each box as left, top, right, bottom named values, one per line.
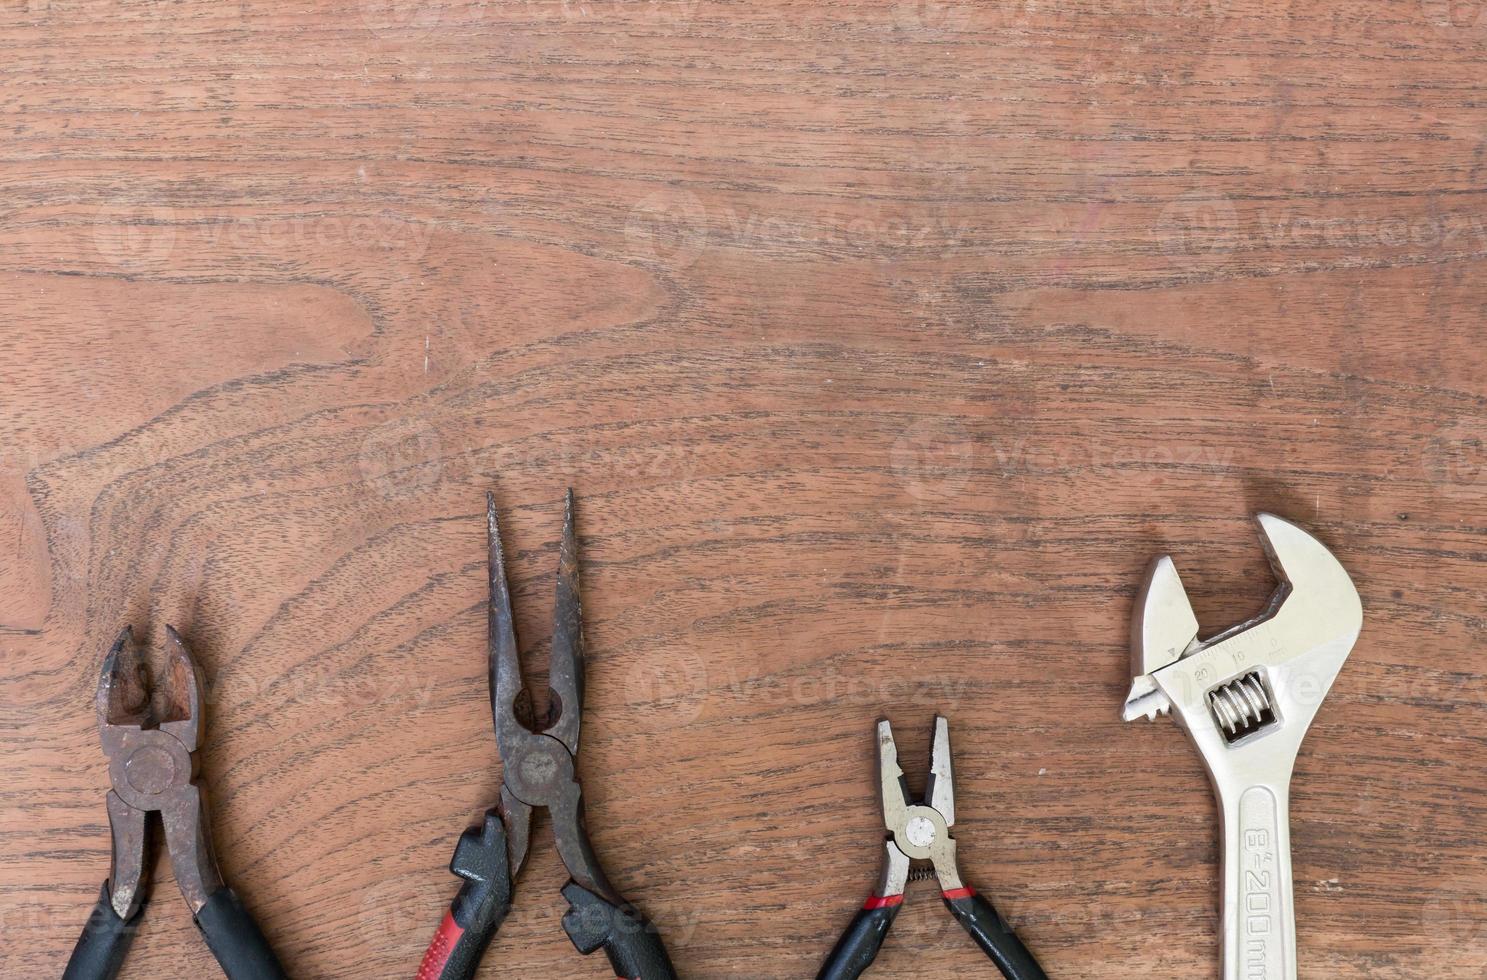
left=64, top=627, right=287, bottom=980
left=817, top=716, right=1047, bottom=980
left=417, top=491, right=677, bottom=980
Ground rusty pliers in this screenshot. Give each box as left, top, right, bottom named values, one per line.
left=64, top=627, right=287, bottom=980
left=416, top=492, right=677, bottom=980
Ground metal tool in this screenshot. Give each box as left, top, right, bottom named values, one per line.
left=816, top=716, right=1047, bottom=980
left=1122, top=513, right=1362, bottom=980
left=417, top=491, right=677, bottom=980
left=65, top=627, right=287, bottom=980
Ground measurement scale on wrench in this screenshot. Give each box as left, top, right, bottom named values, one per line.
left=1122, top=514, right=1362, bottom=980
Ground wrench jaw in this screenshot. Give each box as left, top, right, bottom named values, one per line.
left=1151, top=512, right=1363, bottom=774
left=1121, top=514, right=1362, bottom=728
left=1123, top=556, right=1200, bottom=722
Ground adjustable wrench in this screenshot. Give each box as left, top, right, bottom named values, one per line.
left=1122, top=514, right=1362, bottom=980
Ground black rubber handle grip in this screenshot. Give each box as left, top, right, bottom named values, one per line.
left=194, top=886, right=289, bottom=980
left=815, top=900, right=900, bottom=980
left=560, top=881, right=678, bottom=980
left=417, top=810, right=513, bottom=980
left=943, top=889, right=1047, bottom=980
left=62, top=881, right=143, bottom=980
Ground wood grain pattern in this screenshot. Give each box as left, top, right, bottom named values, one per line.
left=3, top=0, right=1486, bottom=976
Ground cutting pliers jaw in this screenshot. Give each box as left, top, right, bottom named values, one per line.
left=69, top=627, right=289, bottom=980
left=874, top=716, right=963, bottom=900
left=94, top=627, right=223, bottom=918
left=97, top=625, right=203, bottom=752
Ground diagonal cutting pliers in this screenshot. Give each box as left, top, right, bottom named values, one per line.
left=817, top=716, right=1047, bottom=980
left=64, top=626, right=288, bottom=980
left=416, top=491, right=678, bottom=980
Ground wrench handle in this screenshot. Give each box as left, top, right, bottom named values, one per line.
left=1219, top=783, right=1295, bottom=980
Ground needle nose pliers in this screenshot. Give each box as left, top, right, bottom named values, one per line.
left=417, top=491, right=677, bottom=980
left=817, top=716, right=1047, bottom=980
left=64, top=626, right=288, bottom=980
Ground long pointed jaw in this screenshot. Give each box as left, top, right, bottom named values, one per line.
left=487, top=492, right=527, bottom=757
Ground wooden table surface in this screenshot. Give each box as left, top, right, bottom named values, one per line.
left=3, top=1, right=1486, bottom=977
